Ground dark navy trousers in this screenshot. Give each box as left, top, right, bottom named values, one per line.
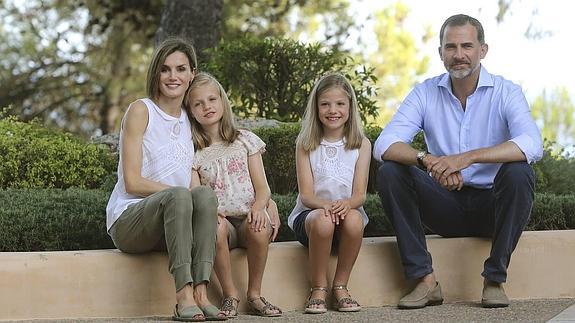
left=376, top=161, right=535, bottom=283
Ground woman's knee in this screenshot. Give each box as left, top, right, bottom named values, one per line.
left=161, top=187, right=193, bottom=218
left=163, top=186, right=193, bottom=202
left=191, top=185, right=218, bottom=207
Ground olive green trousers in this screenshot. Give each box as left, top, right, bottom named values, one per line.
left=110, top=186, right=218, bottom=292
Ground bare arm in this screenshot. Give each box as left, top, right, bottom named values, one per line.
left=122, top=101, right=170, bottom=197
left=189, top=169, right=201, bottom=189
left=428, top=141, right=526, bottom=180
left=383, top=142, right=464, bottom=191
left=331, top=138, right=371, bottom=222
left=381, top=141, right=420, bottom=166
left=296, top=143, right=332, bottom=210
left=347, top=137, right=371, bottom=208
left=247, top=152, right=272, bottom=231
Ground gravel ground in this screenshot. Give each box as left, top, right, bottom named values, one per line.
left=13, top=298, right=575, bottom=323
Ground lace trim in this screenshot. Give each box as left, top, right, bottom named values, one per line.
left=142, top=141, right=193, bottom=182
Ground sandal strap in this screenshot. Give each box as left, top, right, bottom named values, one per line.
left=220, top=296, right=239, bottom=312
left=305, top=298, right=327, bottom=307
left=249, top=296, right=282, bottom=315
left=310, top=286, right=329, bottom=293
left=337, top=297, right=360, bottom=307
left=332, top=285, right=360, bottom=306
left=332, top=285, right=349, bottom=291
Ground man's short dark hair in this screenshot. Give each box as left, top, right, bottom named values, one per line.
left=439, top=14, right=485, bottom=45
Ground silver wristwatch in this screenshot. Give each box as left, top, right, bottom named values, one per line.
left=416, top=151, right=427, bottom=168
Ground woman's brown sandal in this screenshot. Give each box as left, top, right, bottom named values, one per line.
left=247, top=296, right=282, bottom=317
left=304, top=287, right=328, bottom=314
left=220, top=296, right=240, bottom=318
left=332, top=285, right=361, bottom=312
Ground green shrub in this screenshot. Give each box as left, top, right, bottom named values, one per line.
left=0, top=116, right=116, bottom=189
left=1, top=189, right=573, bottom=251
left=203, top=37, right=378, bottom=123
left=533, top=142, right=575, bottom=195
left=527, top=193, right=575, bottom=230
left=0, top=188, right=113, bottom=251
left=253, top=123, right=300, bottom=194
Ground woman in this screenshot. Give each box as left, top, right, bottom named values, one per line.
left=106, top=38, right=225, bottom=322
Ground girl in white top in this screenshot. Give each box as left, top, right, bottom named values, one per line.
left=188, top=73, right=282, bottom=318
left=288, top=73, right=371, bottom=314
left=105, top=39, right=225, bottom=322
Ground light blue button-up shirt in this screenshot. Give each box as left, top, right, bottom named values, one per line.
left=373, top=66, right=543, bottom=188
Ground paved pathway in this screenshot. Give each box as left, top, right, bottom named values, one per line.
left=15, top=298, right=575, bottom=323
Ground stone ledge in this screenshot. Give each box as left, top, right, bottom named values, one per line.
left=1, top=230, right=574, bottom=320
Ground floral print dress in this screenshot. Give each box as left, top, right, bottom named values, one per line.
left=193, top=129, right=266, bottom=219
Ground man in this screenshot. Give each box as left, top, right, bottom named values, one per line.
left=374, top=14, right=543, bottom=309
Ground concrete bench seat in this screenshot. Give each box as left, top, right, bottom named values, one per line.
left=1, top=230, right=574, bottom=320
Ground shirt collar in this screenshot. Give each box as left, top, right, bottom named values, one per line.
left=438, top=64, right=494, bottom=92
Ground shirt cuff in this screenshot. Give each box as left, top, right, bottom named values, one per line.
left=373, top=135, right=404, bottom=162
left=509, top=134, right=543, bottom=164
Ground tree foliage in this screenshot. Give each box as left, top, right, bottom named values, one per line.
left=0, top=0, right=366, bottom=136
left=0, top=0, right=160, bottom=136
left=222, top=0, right=357, bottom=51
left=203, top=37, right=378, bottom=122
left=368, top=2, right=431, bottom=124
left=531, top=87, right=575, bottom=146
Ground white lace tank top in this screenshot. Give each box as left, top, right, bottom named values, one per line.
left=287, top=138, right=368, bottom=229
left=106, top=98, right=194, bottom=231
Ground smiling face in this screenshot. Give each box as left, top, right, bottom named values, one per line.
left=317, top=86, right=350, bottom=136
left=188, top=83, right=224, bottom=128
left=439, top=23, right=487, bottom=80
left=158, top=51, right=194, bottom=99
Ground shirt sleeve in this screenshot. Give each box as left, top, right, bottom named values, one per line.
left=504, top=85, right=544, bottom=164
left=239, top=130, right=266, bottom=156
left=373, top=86, right=426, bottom=162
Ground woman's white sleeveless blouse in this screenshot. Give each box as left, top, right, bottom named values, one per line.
left=106, top=98, right=194, bottom=231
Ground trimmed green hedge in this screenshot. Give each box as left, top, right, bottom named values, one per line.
left=1, top=188, right=573, bottom=251
left=0, top=116, right=116, bottom=189
left=0, top=188, right=113, bottom=251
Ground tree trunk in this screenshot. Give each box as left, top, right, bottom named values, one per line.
left=155, top=0, right=223, bottom=60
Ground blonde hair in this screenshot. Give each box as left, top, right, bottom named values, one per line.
left=187, top=72, right=239, bottom=149
left=297, top=73, right=365, bottom=152
left=147, top=37, right=197, bottom=101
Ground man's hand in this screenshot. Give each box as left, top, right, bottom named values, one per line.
left=427, top=153, right=472, bottom=182
left=423, top=154, right=466, bottom=191
left=439, top=171, right=464, bottom=191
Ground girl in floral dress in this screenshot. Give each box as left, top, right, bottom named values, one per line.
left=187, top=72, right=282, bottom=318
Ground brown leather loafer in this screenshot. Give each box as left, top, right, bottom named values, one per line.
left=481, top=280, right=509, bottom=308
left=398, top=281, right=444, bottom=309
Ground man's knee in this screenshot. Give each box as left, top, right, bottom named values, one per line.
left=377, top=161, right=409, bottom=189
left=495, top=162, right=535, bottom=190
